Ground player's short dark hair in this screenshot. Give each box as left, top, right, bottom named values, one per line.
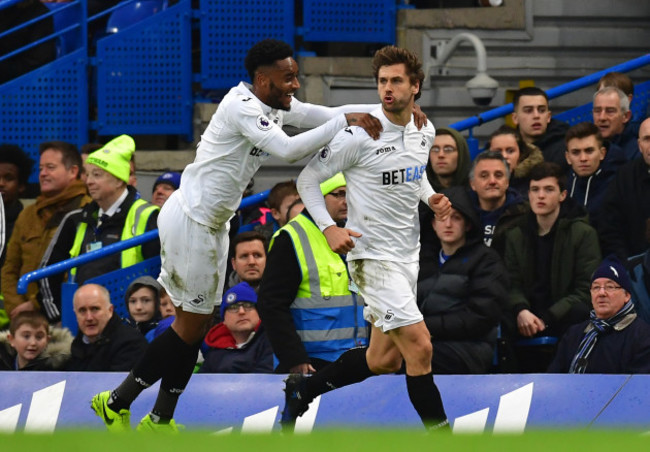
left=372, top=46, right=424, bottom=100
left=267, top=180, right=298, bottom=210
left=0, top=143, right=35, bottom=186
left=513, top=87, right=549, bottom=110
left=39, top=141, right=82, bottom=177
left=469, top=149, right=511, bottom=180
left=245, top=39, right=294, bottom=82
left=565, top=121, right=603, bottom=147
left=529, top=161, right=567, bottom=192
left=487, top=125, right=534, bottom=163
left=231, top=231, right=267, bottom=256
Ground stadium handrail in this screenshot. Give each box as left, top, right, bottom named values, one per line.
left=449, top=53, right=650, bottom=131
left=15, top=187, right=272, bottom=295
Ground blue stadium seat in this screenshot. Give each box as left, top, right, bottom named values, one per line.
left=43, top=2, right=82, bottom=56
left=106, top=0, right=166, bottom=34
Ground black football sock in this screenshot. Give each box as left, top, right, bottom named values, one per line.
left=303, top=347, right=375, bottom=401
left=150, top=338, right=201, bottom=422
left=405, top=372, right=448, bottom=429
left=109, top=327, right=189, bottom=412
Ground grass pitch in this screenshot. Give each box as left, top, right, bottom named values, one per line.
left=2, top=429, right=649, bottom=451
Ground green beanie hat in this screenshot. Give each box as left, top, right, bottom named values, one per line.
left=86, top=135, right=135, bottom=183
left=320, top=172, right=346, bottom=195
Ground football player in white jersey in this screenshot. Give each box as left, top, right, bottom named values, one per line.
left=89, top=39, right=426, bottom=431
left=281, top=46, right=452, bottom=431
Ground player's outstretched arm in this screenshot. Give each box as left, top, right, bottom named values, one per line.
left=323, top=225, right=362, bottom=255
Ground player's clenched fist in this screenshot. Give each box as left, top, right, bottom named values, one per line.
left=323, top=225, right=362, bottom=254
left=428, top=193, right=451, bottom=221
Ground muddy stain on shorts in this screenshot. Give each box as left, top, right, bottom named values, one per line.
left=349, top=260, right=365, bottom=291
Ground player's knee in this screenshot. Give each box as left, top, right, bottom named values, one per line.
left=173, top=312, right=211, bottom=344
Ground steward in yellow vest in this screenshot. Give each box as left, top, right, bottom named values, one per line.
left=38, top=136, right=160, bottom=323
left=258, top=173, right=368, bottom=373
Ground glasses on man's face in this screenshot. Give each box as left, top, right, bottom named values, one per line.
left=590, top=284, right=623, bottom=294
left=327, top=190, right=347, bottom=199
left=225, top=301, right=256, bottom=313
left=430, top=145, right=457, bottom=154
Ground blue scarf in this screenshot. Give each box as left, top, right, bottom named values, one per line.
left=568, top=301, right=635, bottom=373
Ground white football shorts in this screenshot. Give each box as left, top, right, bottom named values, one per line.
left=348, top=259, right=423, bottom=333
left=156, top=193, right=228, bottom=315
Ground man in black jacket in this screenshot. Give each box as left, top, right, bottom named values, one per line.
left=512, top=87, right=569, bottom=171
left=599, top=117, right=650, bottom=259
left=66, top=284, right=147, bottom=371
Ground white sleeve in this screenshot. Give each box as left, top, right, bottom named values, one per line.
left=232, top=99, right=349, bottom=163
left=297, top=129, right=361, bottom=231
left=285, top=97, right=379, bottom=129
left=419, top=172, right=436, bottom=204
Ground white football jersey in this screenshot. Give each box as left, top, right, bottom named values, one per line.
left=298, top=107, right=436, bottom=263
left=176, top=82, right=373, bottom=228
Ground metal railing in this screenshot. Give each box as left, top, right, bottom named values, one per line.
left=15, top=188, right=271, bottom=295
left=449, top=53, right=650, bottom=133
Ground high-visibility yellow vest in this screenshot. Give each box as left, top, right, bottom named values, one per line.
left=271, top=214, right=368, bottom=362
left=69, top=199, right=158, bottom=277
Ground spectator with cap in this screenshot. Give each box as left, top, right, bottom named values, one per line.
left=199, top=282, right=273, bottom=374
left=39, top=135, right=160, bottom=324
left=124, top=276, right=163, bottom=342
left=548, top=255, right=650, bottom=373
left=151, top=172, right=181, bottom=208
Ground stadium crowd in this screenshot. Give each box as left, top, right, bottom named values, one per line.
left=1, top=71, right=649, bottom=377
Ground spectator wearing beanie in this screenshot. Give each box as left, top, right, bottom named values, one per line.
left=548, top=255, right=650, bottom=374
left=151, top=171, right=181, bottom=208
left=199, top=282, right=273, bottom=374
left=39, top=135, right=161, bottom=324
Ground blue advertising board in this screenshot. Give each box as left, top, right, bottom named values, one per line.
left=0, top=373, right=648, bottom=433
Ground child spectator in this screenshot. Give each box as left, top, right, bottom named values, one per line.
left=159, top=287, right=176, bottom=319
left=124, top=276, right=162, bottom=342
left=0, top=311, right=72, bottom=370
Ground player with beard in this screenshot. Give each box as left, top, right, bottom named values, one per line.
left=284, top=46, right=452, bottom=431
